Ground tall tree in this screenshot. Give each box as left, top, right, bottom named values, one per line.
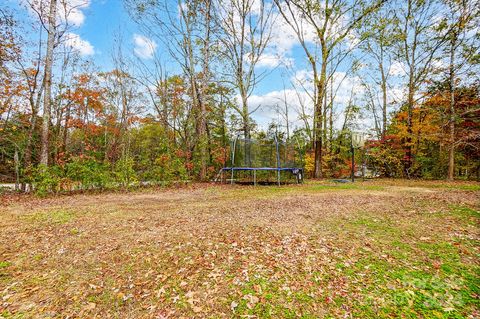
left=439, top=0, right=479, bottom=180
left=274, top=0, right=385, bottom=178
left=358, top=5, right=396, bottom=139
left=126, top=0, right=213, bottom=180
left=39, top=0, right=57, bottom=166
left=393, top=0, right=448, bottom=177
left=216, top=0, right=274, bottom=140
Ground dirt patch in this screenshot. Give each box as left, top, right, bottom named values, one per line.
left=0, top=180, right=478, bottom=318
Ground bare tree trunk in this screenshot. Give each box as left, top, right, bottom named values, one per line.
left=283, top=88, right=290, bottom=140
left=242, top=96, right=249, bottom=140
left=447, top=35, right=456, bottom=180
left=198, top=0, right=211, bottom=181
left=404, top=33, right=417, bottom=178
left=82, top=97, right=88, bottom=155
left=39, top=0, right=57, bottom=166
left=323, top=84, right=327, bottom=153
left=314, top=54, right=327, bottom=178
left=14, top=149, right=20, bottom=191
left=328, top=75, right=333, bottom=149
left=25, top=77, right=45, bottom=167
left=380, top=60, right=387, bottom=139
left=24, top=114, right=37, bottom=167
left=405, top=75, right=414, bottom=177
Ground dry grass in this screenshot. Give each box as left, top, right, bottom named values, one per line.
left=0, top=180, right=479, bottom=318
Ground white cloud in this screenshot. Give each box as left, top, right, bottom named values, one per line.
left=264, top=3, right=354, bottom=70
left=64, top=32, right=94, bottom=55
left=389, top=61, right=407, bottom=76
left=133, top=34, right=157, bottom=59
left=388, top=86, right=404, bottom=105
left=241, top=70, right=366, bottom=130
left=269, top=3, right=317, bottom=55
left=291, top=69, right=314, bottom=91
left=269, top=15, right=301, bottom=54
left=256, top=52, right=294, bottom=69
left=246, top=89, right=311, bottom=129
left=58, top=0, right=90, bottom=27
left=431, top=58, right=447, bottom=71
left=20, top=0, right=90, bottom=27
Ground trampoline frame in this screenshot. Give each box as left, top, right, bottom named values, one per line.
left=218, top=135, right=304, bottom=185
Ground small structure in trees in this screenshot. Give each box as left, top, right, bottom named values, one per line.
left=350, top=132, right=366, bottom=182
left=217, top=135, right=304, bottom=185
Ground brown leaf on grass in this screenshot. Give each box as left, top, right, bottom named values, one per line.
left=85, top=302, right=96, bottom=310
left=1, top=181, right=478, bottom=317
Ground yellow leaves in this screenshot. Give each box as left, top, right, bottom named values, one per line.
left=304, top=152, right=315, bottom=177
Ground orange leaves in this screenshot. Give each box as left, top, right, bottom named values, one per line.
left=66, top=74, right=106, bottom=115
left=390, top=104, right=442, bottom=144
left=127, top=116, right=141, bottom=125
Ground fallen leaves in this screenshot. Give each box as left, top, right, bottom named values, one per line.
left=0, top=181, right=478, bottom=318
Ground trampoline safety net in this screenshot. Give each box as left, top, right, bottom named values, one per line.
left=217, top=136, right=304, bottom=185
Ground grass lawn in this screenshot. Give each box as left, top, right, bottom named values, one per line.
left=0, top=180, right=479, bottom=318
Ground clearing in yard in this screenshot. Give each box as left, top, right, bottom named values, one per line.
left=0, top=180, right=479, bottom=318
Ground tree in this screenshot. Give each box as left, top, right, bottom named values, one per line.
left=358, top=5, right=396, bottom=139
left=274, top=0, right=385, bottom=178
left=392, top=0, right=449, bottom=177
left=437, top=0, right=479, bottom=180
left=39, top=0, right=57, bottom=166
left=215, top=0, right=274, bottom=140
left=0, top=9, right=22, bottom=126
left=126, top=0, right=214, bottom=180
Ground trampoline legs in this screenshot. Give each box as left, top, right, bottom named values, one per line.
left=277, top=169, right=280, bottom=186
left=254, top=170, right=257, bottom=186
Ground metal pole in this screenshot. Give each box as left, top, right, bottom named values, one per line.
left=254, top=169, right=256, bottom=186
left=14, top=149, right=19, bottom=191
left=231, top=135, right=239, bottom=185
left=362, top=148, right=365, bottom=181
left=275, top=135, right=281, bottom=185
left=351, top=139, right=355, bottom=183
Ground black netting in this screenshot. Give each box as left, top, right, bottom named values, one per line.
left=230, top=138, right=302, bottom=168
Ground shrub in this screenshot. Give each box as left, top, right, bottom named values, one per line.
left=114, top=156, right=137, bottom=188
left=304, top=152, right=315, bottom=177
left=30, top=164, right=63, bottom=196
left=65, top=157, right=112, bottom=190
left=153, top=153, right=188, bottom=182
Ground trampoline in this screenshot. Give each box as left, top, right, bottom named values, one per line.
left=216, top=135, right=304, bottom=185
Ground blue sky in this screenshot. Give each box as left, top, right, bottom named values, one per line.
left=8, top=0, right=408, bottom=132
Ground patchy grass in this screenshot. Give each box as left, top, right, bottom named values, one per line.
left=22, top=209, right=77, bottom=225
left=0, top=180, right=478, bottom=318
left=428, top=184, right=480, bottom=191
left=305, top=183, right=385, bottom=192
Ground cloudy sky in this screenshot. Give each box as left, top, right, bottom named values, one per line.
left=8, top=0, right=409, bottom=132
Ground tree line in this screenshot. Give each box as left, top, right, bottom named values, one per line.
left=0, top=0, right=479, bottom=193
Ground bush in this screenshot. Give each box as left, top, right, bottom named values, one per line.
left=152, top=153, right=188, bottom=182
left=114, top=156, right=137, bottom=188
left=30, top=164, right=63, bottom=196
left=304, top=152, right=315, bottom=177
left=65, top=157, right=112, bottom=190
